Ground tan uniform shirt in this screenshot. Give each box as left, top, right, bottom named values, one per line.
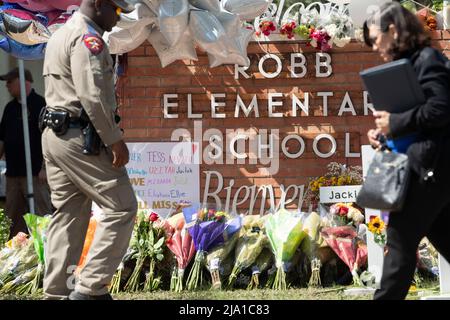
left=43, top=12, right=122, bottom=146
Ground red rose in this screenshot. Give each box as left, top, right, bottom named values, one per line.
left=149, top=212, right=159, bottom=222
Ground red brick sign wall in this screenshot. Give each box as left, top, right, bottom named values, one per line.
left=118, top=31, right=449, bottom=213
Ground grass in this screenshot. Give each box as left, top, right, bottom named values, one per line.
left=0, top=281, right=440, bottom=300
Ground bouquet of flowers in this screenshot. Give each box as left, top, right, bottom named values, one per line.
left=206, top=231, right=239, bottom=290
left=0, top=234, right=38, bottom=293
left=163, top=212, right=196, bottom=292
left=328, top=203, right=365, bottom=226
left=367, top=215, right=387, bottom=246
left=123, top=211, right=166, bottom=292
left=0, top=209, right=12, bottom=249
left=228, top=215, right=268, bottom=288
left=305, top=162, right=363, bottom=210
left=247, top=248, right=273, bottom=290
left=299, top=211, right=323, bottom=287
left=416, top=8, right=438, bottom=31
left=320, top=225, right=368, bottom=286
left=265, top=209, right=307, bottom=290
left=19, top=213, right=50, bottom=294
left=417, top=238, right=439, bottom=278
left=256, top=19, right=276, bottom=37
left=280, top=20, right=296, bottom=39
left=183, top=204, right=241, bottom=291
left=309, top=27, right=332, bottom=52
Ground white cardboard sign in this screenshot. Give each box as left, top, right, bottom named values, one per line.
left=92, top=142, right=200, bottom=219
left=319, top=185, right=361, bottom=203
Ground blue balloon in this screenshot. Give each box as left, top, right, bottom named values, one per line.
left=0, top=36, right=46, bottom=60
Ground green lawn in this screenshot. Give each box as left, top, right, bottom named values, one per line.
left=0, top=283, right=440, bottom=300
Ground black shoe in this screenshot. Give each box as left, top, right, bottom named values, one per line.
left=69, top=291, right=114, bottom=300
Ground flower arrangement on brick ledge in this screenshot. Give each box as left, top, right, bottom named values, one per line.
left=254, top=2, right=353, bottom=52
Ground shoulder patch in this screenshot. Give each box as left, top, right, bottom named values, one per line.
left=82, top=33, right=104, bottom=55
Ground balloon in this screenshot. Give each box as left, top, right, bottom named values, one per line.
left=6, top=0, right=54, bottom=12
left=189, top=10, right=228, bottom=57
left=116, top=1, right=157, bottom=29
left=0, top=36, right=46, bottom=60
left=188, top=0, right=220, bottom=12
left=140, top=0, right=161, bottom=15
left=213, top=10, right=241, bottom=37
left=148, top=28, right=197, bottom=68
left=158, top=0, right=189, bottom=46
left=104, top=24, right=151, bottom=55
left=224, top=0, right=272, bottom=21
left=47, top=12, right=72, bottom=34
left=0, top=9, right=51, bottom=45
left=208, top=26, right=252, bottom=68
left=208, top=52, right=250, bottom=68
left=348, top=0, right=391, bottom=27
left=47, top=0, right=81, bottom=11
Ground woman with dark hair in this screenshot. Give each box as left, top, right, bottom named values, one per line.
left=363, top=1, right=450, bottom=300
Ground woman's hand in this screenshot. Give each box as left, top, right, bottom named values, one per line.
left=374, top=111, right=391, bottom=135
left=367, top=128, right=382, bottom=149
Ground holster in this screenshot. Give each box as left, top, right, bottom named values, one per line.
left=80, top=110, right=102, bottom=156
left=39, top=108, right=70, bottom=136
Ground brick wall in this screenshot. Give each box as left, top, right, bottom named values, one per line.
left=118, top=31, right=450, bottom=212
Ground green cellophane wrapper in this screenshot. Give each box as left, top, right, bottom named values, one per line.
left=265, top=209, right=306, bottom=290
left=207, top=232, right=239, bottom=290
left=228, top=215, right=268, bottom=287
left=21, top=214, right=50, bottom=294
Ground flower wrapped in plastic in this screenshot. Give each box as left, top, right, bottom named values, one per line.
left=0, top=235, right=37, bottom=292
left=265, top=209, right=307, bottom=290
left=247, top=248, right=273, bottom=290
left=183, top=204, right=241, bottom=291
left=298, top=211, right=323, bottom=287
left=206, top=231, right=239, bottom=290
left=228, top=215, right=268, bottom=288
left=320, top=225, right=368, bottom=286
left=17, top=213, right=50, bottom=294
left=162, top=212, right=196, bottom=292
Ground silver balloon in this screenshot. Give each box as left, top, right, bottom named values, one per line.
left=189, top=0, right=221, bottom=12
left=189, top=10, right=228, bottom=57
left=208, top=52, right=250, bottom=68
left=159, top=0, right=189, bottom=46
left=148, top=28, right=198, bottom=67
left=208, top=26, right=252, bottom=68
left=104, top=24, right=152, bottom=55
left=135, top=0, right=161, bottom=15
left=348, top=0, right=391, bottom=28
left=223, top=0, right=273, bottom=21
left=213, top=10, right=241, bottom=37
left=116, top=2, right=157, bottom=29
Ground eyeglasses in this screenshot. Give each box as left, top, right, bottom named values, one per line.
left=107, top=0, right=122, bottom=17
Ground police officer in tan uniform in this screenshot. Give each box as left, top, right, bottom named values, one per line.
left=42, top=0, right=137, bottom=300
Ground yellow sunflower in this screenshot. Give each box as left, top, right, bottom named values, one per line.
left=368, top=216, right=386, bottom=235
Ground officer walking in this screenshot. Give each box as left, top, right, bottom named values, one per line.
left=42, top=0, right=137, bottom=300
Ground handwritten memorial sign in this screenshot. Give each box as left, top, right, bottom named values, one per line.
left=92, top=142, right=200, bottom=219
